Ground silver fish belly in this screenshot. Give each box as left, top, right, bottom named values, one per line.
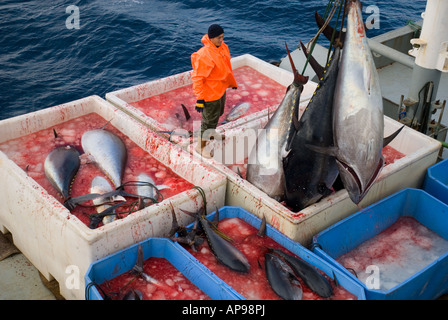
left=246, top=86, right=302, bottom=201
left=44, top=145, right=80, bottom=200
left=81, top=129, right=127, bottom=188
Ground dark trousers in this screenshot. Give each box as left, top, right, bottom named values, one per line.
left=200, top=93, right=226, bottom=140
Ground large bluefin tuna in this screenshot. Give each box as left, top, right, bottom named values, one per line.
left=283, top=43, right=341, bottom=211
left=44, top=146, right=80, bottom=201
left=331, top=0, right=385, bottom=204
left=246, top=44, right=308, bottom=201
left=81, top=129, right=127, bottom=188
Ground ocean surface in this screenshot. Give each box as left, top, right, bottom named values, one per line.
left=0, top=0, right=426, bottom=120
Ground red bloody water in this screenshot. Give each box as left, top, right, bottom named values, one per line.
left=98, top=257, right=210, bottom=300
left=336, top=216, right=448, bottom=291
left=184, top=217, right=357, bottom=300
left=382, top=145, right=405, bottom=165
left=131, top=66, right=287, bottom=131
left=0, top=112, right=194, bottom=227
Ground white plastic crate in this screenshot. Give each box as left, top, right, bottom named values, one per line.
left=0, top=95, right=227, bottom=300
left=105, top=54, right=317, bottom=147
left=191, top=114, right=442, bottom=246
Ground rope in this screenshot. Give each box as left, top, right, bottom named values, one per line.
left=302, top=0, right=343, bottom=74
left=307, top=0, right=341, bottom=51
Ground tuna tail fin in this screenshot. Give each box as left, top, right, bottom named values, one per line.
left=285, top=42, right=309, bottom=86
left=383, top=126, right=404, bottom=147
left=300, top=41, right=325, bottom=80
left=314, top=11, right=345, bottom=47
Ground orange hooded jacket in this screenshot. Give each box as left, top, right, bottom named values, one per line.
left=191, top=34, right=237, bottom=102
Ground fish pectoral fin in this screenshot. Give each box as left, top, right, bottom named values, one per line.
left=317, top=183, right=333, bottom=197
left=304, top=144, right=338, bottom=157
left=383, top=125, right=404, bottom=147
left=281, top=147, right=291, bottom=159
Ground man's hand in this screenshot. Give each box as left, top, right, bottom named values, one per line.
left=195, top=100, right=205, bottom=113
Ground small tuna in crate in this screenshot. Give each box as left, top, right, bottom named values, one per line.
left=1, top=112, right=196, bottom=229
left=169, top=200, right=365, bottom=300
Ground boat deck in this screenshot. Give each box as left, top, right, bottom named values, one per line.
left=0, top=233, right=59, bottom=300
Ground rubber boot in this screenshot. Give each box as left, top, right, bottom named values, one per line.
left=209, top=130, right=225, bottom=141
left=195, top=137, right=212, bottom=159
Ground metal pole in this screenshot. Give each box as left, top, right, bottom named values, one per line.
left=403, top=0, right=448, bottom=129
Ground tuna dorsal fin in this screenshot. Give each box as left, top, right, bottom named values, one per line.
left=383, top=126, right=404, bottom=147
left=181, top=104, right=191, bottom=121
left=285, top=42, right=309, bottom=86
left=100, top=118, right=113, bottom=130
left=300, top=41, right=325, bottom=80
left=236, top=167, right=243, bottom=179
left=314, top=11, right=345, bottom=46
left=257, top=215, right=267, bottom=237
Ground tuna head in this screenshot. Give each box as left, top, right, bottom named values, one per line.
left=332, top=0, right=384, bottom=204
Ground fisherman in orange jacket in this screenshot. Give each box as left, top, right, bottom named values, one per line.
left=191, top=24, right=237, bottom=158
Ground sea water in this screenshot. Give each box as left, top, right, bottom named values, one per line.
left=1, top=0, right=426, bottom=120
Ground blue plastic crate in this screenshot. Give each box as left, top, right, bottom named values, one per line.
left=312, top=188, right=448, bottom=300
left=85, top=237, right=242, bottom=300
left=423, top=158, right=448, bottom=206
left=186, top=206, right=366, bottom=300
